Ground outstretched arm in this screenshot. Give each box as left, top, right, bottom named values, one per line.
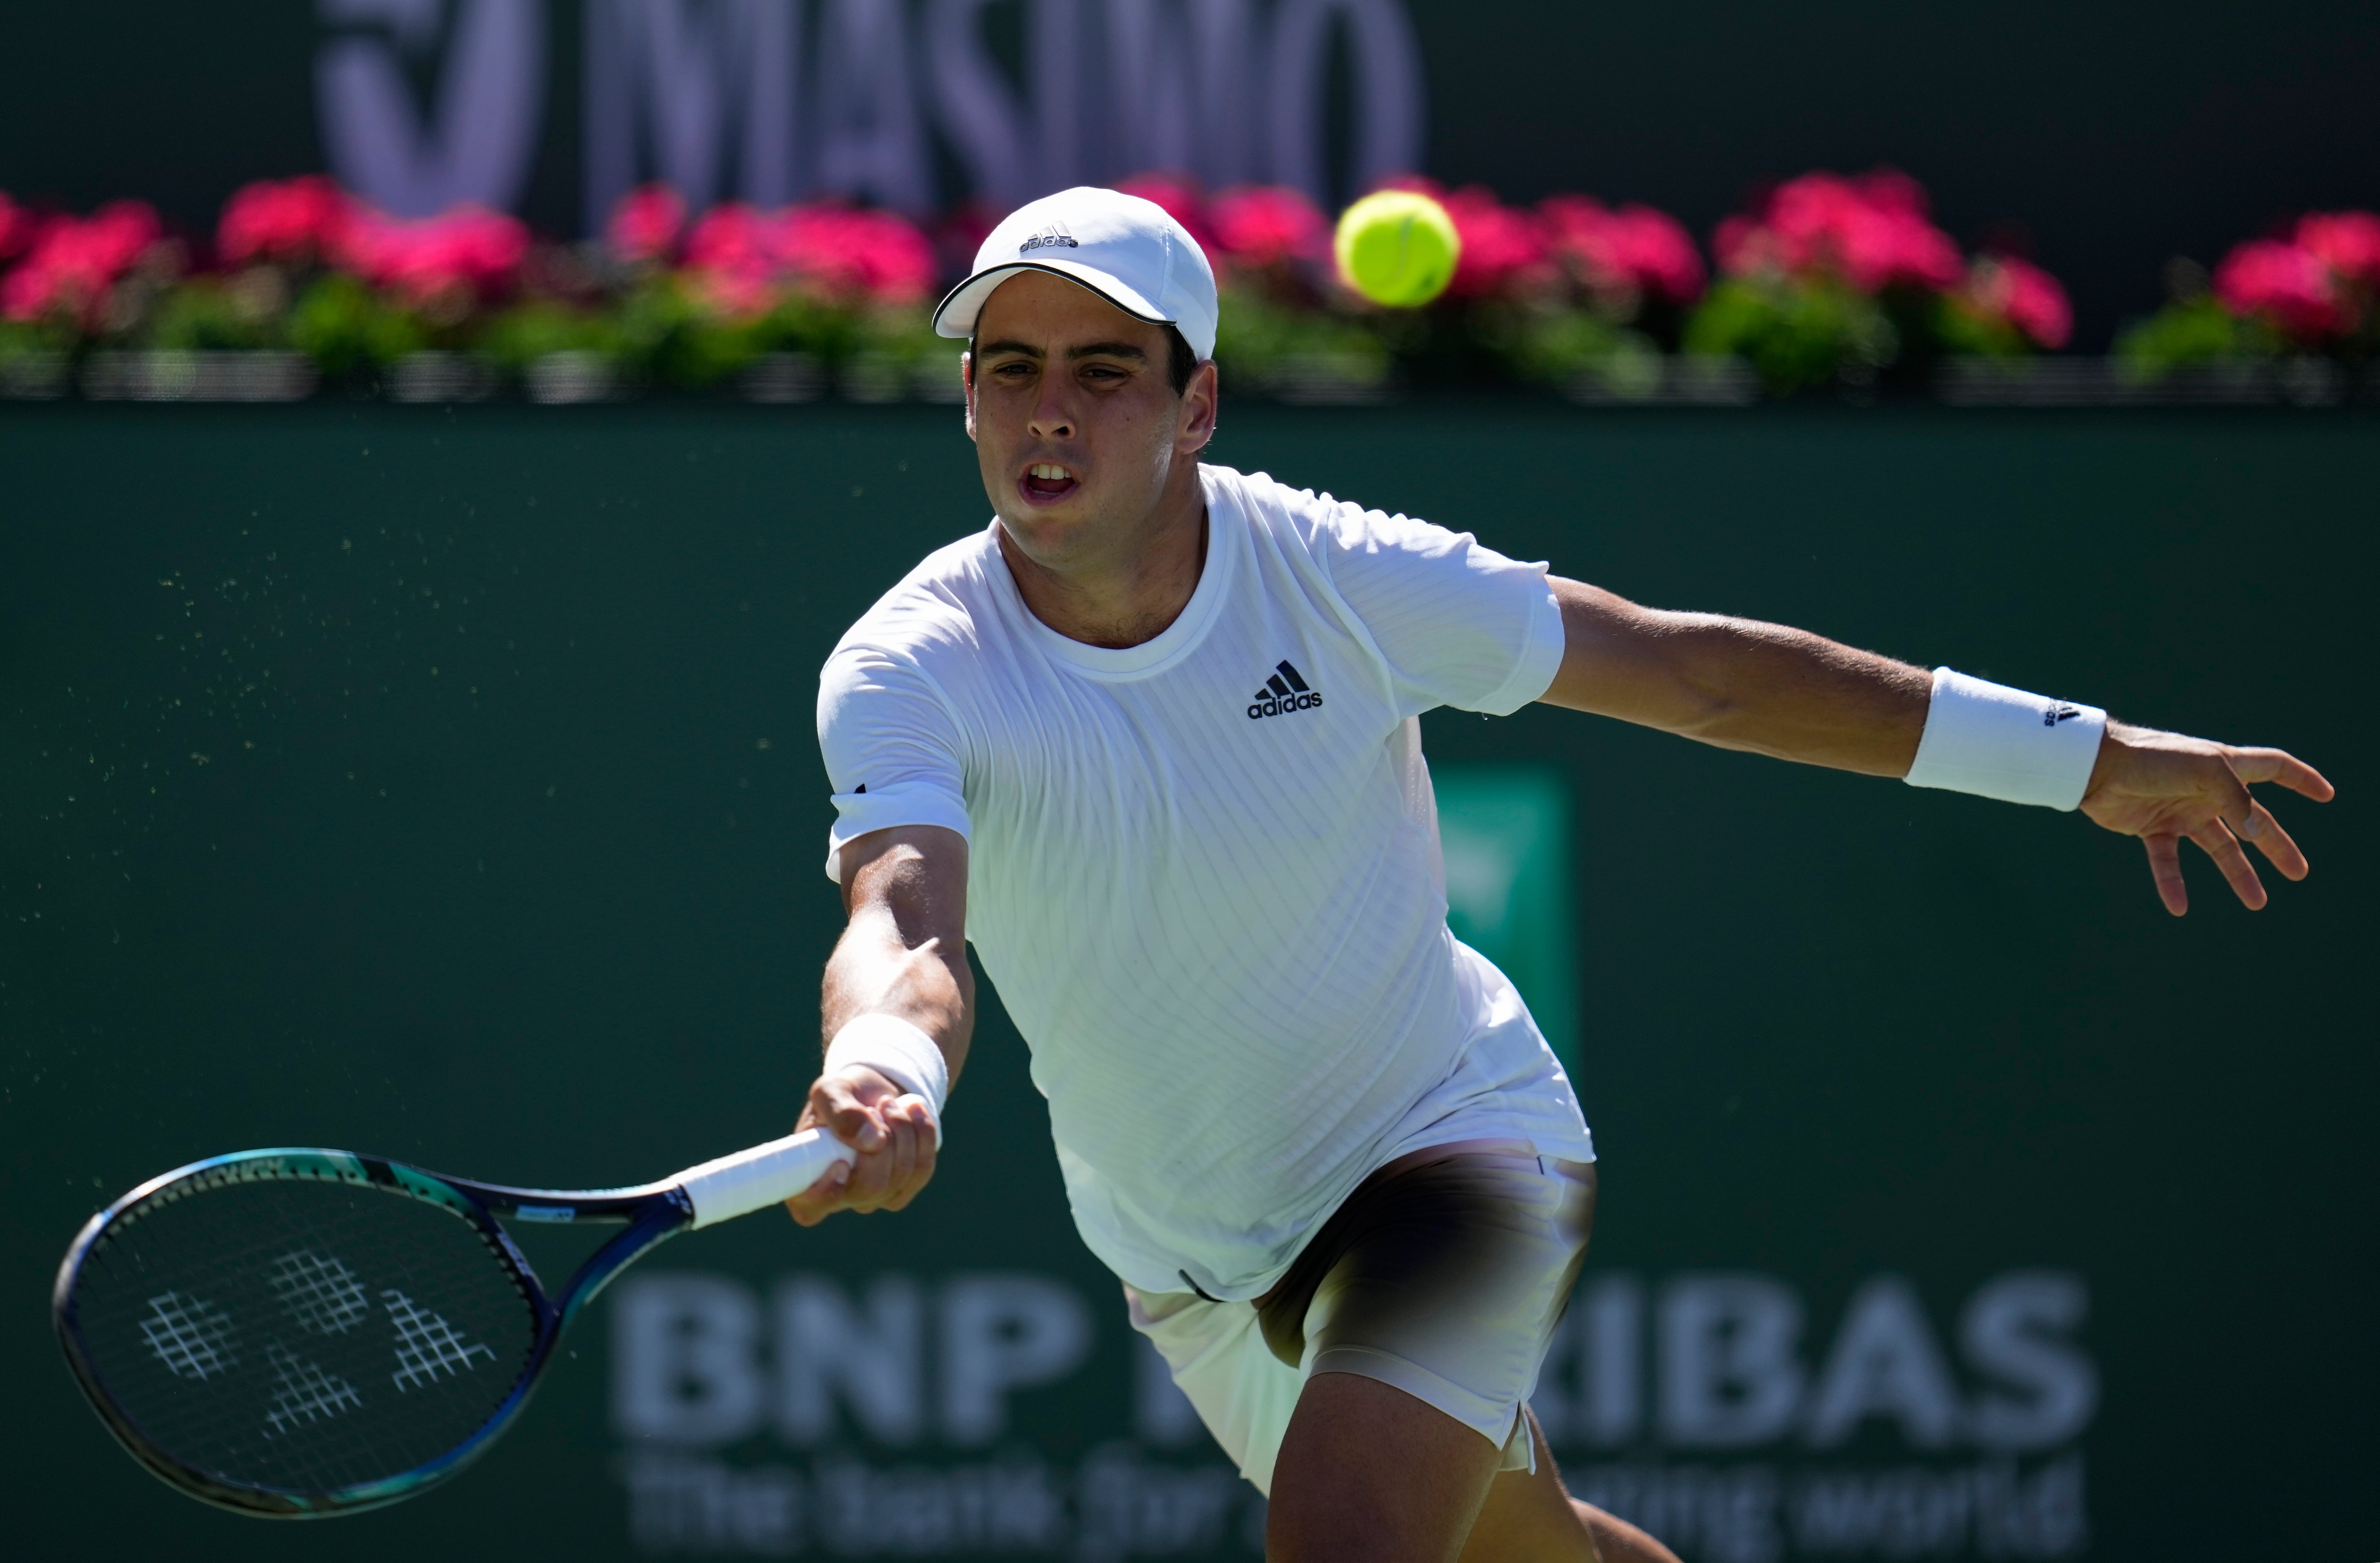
left=1537, top=576, right=2334, bottom=914
left=784, top=823, right=974, bottom=1225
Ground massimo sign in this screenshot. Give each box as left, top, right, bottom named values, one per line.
left=313, top=0, right=1428, bottom=224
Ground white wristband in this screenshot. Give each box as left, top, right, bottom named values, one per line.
left=1903, top=668, right=2107, bottom=811
left=824, top=1013, right=949, bottom=1133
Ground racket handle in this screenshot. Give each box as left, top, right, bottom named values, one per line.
left=671, top=1095, right=932, bottom=1228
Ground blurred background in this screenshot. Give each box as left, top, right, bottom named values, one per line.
left=2, top=4, right=2373, bottom=1561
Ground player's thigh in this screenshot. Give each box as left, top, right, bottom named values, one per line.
left=1461, top=1411, right=1682, bottom=1563
left=1268, top=1370, right=1505, bottom=1563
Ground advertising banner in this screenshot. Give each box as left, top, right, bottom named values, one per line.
left=6, top=3, right=2380, bottom=343
left=0, top=404, right=2368, bottom=1560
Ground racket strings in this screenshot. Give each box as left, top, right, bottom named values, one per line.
left=69, top=1175, right=541, bottom=1497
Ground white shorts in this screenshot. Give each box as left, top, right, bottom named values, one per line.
left=1123, top=1145, right=1594, bottom=1496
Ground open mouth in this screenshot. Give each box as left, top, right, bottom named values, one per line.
left=1019, top=461, right=1080, bottom=502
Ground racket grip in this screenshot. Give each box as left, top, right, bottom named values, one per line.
left=672, top=1094, right=932, bottom=1228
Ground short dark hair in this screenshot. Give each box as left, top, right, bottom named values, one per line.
left=1160, top=325, right=1199, bottom=395
left=966, top=322, right=1202, bottom=396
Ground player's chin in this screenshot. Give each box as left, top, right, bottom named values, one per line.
left=1000, top=496, right=1102, bottom=553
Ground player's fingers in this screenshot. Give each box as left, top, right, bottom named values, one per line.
left=844, top=1131, right=904, bottom=1213
left=817, top=1078, right=889, bottom=1153
left=2225, top=746, right=2336, bottom=802
left=2142, top=833, right=2188, bottom=917
left=884, top=1099, right=939, bottom=1211
left=2203, top=758, right=2260, bottom=841
left=880, top=1111, right=922, bottom=1200
left=2186, top=820, right=2268, bottom=911
left=783, top=1156, right=854, bottom=1227
left=2241, top=804, right=2311, bottom=880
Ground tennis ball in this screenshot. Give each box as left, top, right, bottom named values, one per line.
left=1334, top=190, right=1461, bottom=308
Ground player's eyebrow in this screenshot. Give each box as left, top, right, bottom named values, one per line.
left=974, top=339, right=1150, bottom=365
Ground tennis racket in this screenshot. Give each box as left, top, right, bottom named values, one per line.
left=52, top=1111, right=903, bottom=1517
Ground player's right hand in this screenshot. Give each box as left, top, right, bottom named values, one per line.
left=783, top=1064, right=939, bottom=1226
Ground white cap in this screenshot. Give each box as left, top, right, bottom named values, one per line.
left=931, top=187, right=1218, bottom=361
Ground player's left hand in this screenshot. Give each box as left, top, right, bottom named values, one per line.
left=2079, top=722, right=2334, bottom=915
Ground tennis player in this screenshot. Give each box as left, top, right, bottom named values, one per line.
left=784, top=188, right=2329, bottom=1563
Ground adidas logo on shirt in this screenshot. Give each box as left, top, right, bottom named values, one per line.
left=1247, top=660, right=1324, bottom=720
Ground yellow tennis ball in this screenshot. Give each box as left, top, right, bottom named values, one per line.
left=1334, top=190, right=1461, bottom=307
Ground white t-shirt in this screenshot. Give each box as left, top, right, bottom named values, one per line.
left=816, top=464, right=1595, bottom=1300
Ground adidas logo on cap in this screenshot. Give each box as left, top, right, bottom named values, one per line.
left=1019, top=221, right=1080, bottom=254
left=1247, top=660, right=1324, bottom=720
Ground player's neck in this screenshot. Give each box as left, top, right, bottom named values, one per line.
left=998, top=473, right=1209, bottom=650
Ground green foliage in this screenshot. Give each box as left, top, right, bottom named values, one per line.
left=0, top=316, right=70, bottom=361
left=605, top=280, right=869, bottom=389
left=287, top=274, right=428, bottom=379
left=474, top=300, right=622, bottom=377
left=1469, top=301, right=1660, bottom=389
left=1683, top=276, right=1897, bottom=394
left=2113, top=296, right=2283, bottom=376
left=145, top=272, right=292, bottom=350
left=1213, top=289, right=1393, bottom=396
left=842, top=308, right=965, bottom=401
left=1928, top=295, right=2032, bottom=359
left=0, top=317, right=70, bottom=395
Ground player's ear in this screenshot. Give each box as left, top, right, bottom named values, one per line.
left=961, top=352, right=978, bottom=441
left=1177, top=359, right=1218, bottom=455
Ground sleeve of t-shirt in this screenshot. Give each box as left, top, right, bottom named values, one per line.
left=1310, top=494, right=1566, bottom=718
left=815, top=643, right=971, bottom=883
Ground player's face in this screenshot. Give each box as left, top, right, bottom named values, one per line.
left=964, top=272, right=1215, bottom=569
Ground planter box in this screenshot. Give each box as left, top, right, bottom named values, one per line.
left=388, top=352, right=496, bottom=403
left=79, top=350, right=315, bottom=402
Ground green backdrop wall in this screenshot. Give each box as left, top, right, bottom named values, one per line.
left=2, top=402, right=2370, bottom=1560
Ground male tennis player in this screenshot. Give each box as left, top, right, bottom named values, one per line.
left=783, top=188, right=2330, bottom=1563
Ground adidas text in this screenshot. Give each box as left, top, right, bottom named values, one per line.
left=1248, top=659, right=1322, bottom=720
left=1248, top=691, right=1325, bottom=720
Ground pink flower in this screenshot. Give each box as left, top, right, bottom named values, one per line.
left=1, top=200, right=163, bottom=324
left=1438, top=185, right=1552, bottom=299
left=773, top=205, right=938, bottom=303
left=1964, top=255, right=2072, bottom=349
left=682, top=201, right=938, bottom=311
left=336, top=204, right=530, bottom=302
left=606, top=184, right=686, bottom=265
left=2295, top=210, right=2380, bottom=291
left=218, top=176, right=352, bottom=267
left=1539, top=196, right=1705, bottom=306
left=1718, top=170, right=1963, bottom=294
left=1116, top=174, right=1218, bottom=259
left=2214, top=237, right=2349, bottom=340
left=683, top=203, right=778, bottom=314
left=683, top=203, right=772, bottom=276
left=1712, top=213, right=1777, bottom=277
left=0, top=191, right=36, bottom=263
left=1207, top=186, right=1328, bottom=272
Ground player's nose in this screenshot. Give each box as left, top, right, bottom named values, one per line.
left=1027, top=385, right=1074, bottom=441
